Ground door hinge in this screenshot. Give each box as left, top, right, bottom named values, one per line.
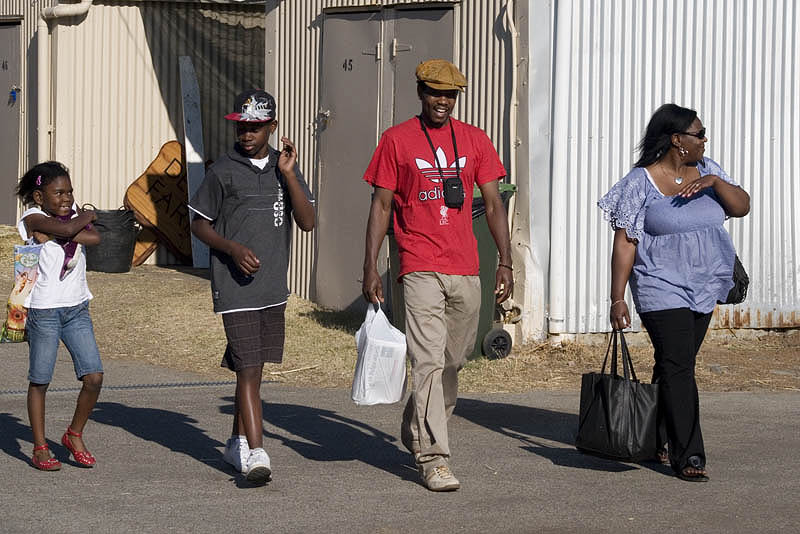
left=315, top=108, right=331, bottom=130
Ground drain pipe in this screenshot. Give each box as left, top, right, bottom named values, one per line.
left=547, top=0, right=572, bottom=335
left=500, top=0, right=525, bottom=339
left=37, top=1, right=93, bottom=162
left=504, top=0, right=519, bottom=233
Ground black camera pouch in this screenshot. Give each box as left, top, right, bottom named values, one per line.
left=417, top=115, right=464, bottom=209
left=443, top=177, right=465, bottom=209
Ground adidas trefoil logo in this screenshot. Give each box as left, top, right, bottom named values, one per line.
left=416, top=147, right=467, bottom=183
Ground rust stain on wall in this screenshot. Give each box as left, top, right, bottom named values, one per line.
left=714, top=306, right=800, bottom=329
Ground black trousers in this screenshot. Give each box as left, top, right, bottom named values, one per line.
left=639, top=307, right=712, bottom=472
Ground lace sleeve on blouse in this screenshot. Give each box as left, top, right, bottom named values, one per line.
left=597, top=170, right=647, bottom=242
left=700, top=157, right=738, bottom=186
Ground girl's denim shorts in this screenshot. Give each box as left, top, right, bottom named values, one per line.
left=27, top=301, right=103, bottom=384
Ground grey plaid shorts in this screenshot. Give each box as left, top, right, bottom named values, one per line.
left=220, top=304, right=286, bottom=371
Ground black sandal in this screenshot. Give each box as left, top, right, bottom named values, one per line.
left=677, top=456, right=709, bottom=482
left=656, top=447, right=669, bottom=465
left=677, top=466, right=709, bottom=482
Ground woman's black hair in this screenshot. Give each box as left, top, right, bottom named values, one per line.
left=16, top=161, right=70, bottom=206
left=634, top=104, right=697, bottom=167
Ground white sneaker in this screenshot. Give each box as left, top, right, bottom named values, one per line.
left=245, top=448, right=272, bottom=484
left=222, top=436, right=249, bottom=473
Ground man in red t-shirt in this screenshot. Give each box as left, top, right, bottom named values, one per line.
left=362, top=59, right=513, bottom=492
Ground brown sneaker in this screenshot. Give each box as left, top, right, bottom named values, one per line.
left=418, top=457, right=460, bottom=492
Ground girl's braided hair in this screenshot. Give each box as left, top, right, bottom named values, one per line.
left=16, top=161, right=70, bottom=206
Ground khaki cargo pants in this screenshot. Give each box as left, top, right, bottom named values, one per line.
left=400, top=271, right=481, bottom=463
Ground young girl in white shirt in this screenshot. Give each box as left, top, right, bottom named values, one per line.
left=15, top=161, right=103, bottom=471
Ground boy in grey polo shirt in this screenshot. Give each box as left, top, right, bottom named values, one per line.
left=189, top=89, right=315, bottom=484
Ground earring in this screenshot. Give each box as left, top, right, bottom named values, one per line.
left=678, top=146, right=688, bottom=158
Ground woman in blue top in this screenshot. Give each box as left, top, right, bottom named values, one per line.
left=598, top=104, right=750, bottom=482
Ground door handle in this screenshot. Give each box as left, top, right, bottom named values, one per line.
left=362, top=42, right=382, bottom=61
left=391, top=38, right=412, bottom=59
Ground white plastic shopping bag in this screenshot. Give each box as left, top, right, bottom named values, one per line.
left=351, top=303, right=407, bottom=405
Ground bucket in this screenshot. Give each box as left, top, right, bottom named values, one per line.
left=83, top=205, right=138, bottom=273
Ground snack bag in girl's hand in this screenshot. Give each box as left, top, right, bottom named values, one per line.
left=1, top=244, right=42, bottom=342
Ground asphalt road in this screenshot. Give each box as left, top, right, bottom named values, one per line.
left=0, top=342, right=798, bottom=534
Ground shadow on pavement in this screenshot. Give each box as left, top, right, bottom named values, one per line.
left=0, top=412, right=88, bottom=468
left=455, top=398, right=637, bottom=472
left=522, top=444, right=637, bottom=472
left=91, top=401, right=226, bottom=472
left=0, top=413, right=35, bottom=465
left=243, top=400, right=415, bottom=482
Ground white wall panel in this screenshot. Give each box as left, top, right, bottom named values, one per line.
left=550, top=0, right=800, bottom=332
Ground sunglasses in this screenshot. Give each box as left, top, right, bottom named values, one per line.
left=681, top=128, right=706, bottom=139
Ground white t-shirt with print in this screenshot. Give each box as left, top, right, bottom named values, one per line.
left=18, top=206, right=93, bottom=309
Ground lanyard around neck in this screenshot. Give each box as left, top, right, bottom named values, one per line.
left=418, top=116, right=461, bottom=182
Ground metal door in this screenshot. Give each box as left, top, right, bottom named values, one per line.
left=389, top=8, right=454, bottom=126
left=315, top=8, right=455, bottom=311
left=0, top=23, right=21, bottom=225
left=315, top=11, right=382, bottom=310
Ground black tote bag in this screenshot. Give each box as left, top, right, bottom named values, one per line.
left=575, top=330, right=659, bottom=462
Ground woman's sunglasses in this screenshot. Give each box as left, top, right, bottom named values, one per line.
left=681, top=128, right=706, bottom=139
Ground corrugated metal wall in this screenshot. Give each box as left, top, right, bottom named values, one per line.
left=46, top=1, right=264, bottom=264
left=0, top=0, right=57, bottom=188
left=5, top=0, right=513, bottom=300
left=53, top=1, right=265, bottom=209
left=323, top=0, right=450, bottom=7
left=272, top=0, right=324, bottom=299
left=273, top=0, right=514, bottom=298
left=549, top=0, right=800, bottom=333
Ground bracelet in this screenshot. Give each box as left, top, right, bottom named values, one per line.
left=498, top=263, right=513, bottom=271
left=610, top=299, right=626, bottom=307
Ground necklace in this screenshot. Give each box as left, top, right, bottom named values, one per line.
left=658, top=162, right=683, bottom=185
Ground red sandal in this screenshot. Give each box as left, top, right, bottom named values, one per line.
left=61, top=426, right=96, bottom=467
left=31, top=444, right=62, bottom=471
